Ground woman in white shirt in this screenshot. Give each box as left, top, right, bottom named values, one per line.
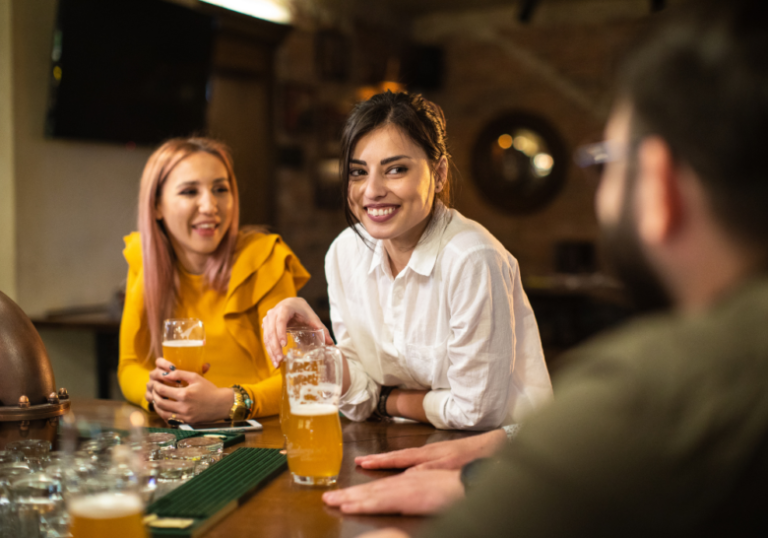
left=263, top=91, right=552, bottom=430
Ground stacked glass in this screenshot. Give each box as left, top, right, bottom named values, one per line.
left=0, top=438, right=67, bottom=538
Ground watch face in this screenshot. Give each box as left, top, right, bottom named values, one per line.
left=230, top=401, right=248, bottom=421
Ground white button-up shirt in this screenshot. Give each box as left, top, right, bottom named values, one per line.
left=326, top=207, right=553, bottom=430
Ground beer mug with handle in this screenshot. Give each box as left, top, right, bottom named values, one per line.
left=280, top=328, right=325, bottom=432
left=284, top=346, right=343, bottom=486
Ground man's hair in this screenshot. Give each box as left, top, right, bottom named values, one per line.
left=618, top=0, right=768, bottom=256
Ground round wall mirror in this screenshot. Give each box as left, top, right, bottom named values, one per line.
left=471, top=111, right=568, bottom=214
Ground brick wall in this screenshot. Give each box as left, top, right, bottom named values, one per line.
left=273, top=6, right=645, bottom=313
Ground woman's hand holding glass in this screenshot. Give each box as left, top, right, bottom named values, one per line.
left=146, top=358, right=233, bottom=424
left=144, top=358, right=210, bottom=406
left=261, top=297, right=334, bottom=367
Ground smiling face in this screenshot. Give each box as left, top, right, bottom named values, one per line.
left=348, top=124, right=445, bottom=252
left=155, top=152, right=234, bottom=274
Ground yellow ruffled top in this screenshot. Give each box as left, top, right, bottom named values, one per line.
left=118, top=230, right=310, bottom=418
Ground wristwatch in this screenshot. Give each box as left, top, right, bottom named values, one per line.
left=228, top=389, right=248, bottom=421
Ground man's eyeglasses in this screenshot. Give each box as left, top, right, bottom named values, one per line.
left=574, top=140, right=626, bottom=171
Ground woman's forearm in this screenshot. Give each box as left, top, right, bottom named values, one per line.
left=341, top=351, right=351, bottom=395
left=387, top=389, right=429, bottom=423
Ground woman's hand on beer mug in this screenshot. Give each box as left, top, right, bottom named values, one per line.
left=145, top=358, right=210, bottom=407
left=150, top=367, right=232, bottom=424
left=261, top=297, right=333, bottom=367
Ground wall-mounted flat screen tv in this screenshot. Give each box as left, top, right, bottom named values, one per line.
left=45, top=0, right=214, bottom=145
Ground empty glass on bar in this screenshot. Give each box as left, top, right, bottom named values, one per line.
left=10, top=472, right=66, bottom=537
left=176, top=437, right=223, bottom=454
left=284, top=345, right=343, bottom=486
left=162, top=318, right=205, bottom=385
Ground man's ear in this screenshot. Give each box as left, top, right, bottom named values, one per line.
left=434, top=157, right=448, bottom=193
left=636, top=136, right=683, bottom=246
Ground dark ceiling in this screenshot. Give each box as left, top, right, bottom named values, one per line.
left=383, top=0, right=518, bottom=17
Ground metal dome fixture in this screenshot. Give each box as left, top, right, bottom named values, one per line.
left=0, top=291, right=70, bottom=432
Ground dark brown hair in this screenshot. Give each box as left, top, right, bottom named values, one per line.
left=617, top=0, right=768, bottom=256
left=339, top=91, right=453, bottom=236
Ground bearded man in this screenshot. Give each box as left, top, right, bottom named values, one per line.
left=325, top=1, right=768, bottom=536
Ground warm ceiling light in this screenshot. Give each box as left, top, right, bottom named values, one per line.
left=497, top=134, right=513, bottom=150
left=200, top=0, right=291, bottom=24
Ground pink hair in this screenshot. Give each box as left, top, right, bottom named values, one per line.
left=137, top=137, right=240, bottom=360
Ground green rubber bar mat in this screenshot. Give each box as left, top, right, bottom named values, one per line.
left=146, top=447, right=287, bottom=537
left=146, top=427, right=245, bottom=448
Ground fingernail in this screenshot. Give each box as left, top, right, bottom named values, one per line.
left=170, top=365, right=176, bottom=371
left=162, top=372, right=168, bottom=376
left=280, top=339, right=286, bottom=347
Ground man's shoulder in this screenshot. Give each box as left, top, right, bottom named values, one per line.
left=560, top=279, right=768, bottom=393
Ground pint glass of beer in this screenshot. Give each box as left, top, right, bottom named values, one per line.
left=68, top=484, right=146, bottom=538
left=163, top=318, right=205, bottom=384
left=284, top=345, right=343, bottom=486
left=64, top=409, right=148, bottom=538
left=280, top=327, right=325, bottom=430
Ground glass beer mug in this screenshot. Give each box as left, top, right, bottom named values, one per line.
left=163, top=318, right=205, bottom=385
left=283, top=346, right=343, bottom=486
left=280, top=327, right=325, bottom=431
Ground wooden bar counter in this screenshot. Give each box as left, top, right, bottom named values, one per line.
left=69, top=399, right=478, bottom=538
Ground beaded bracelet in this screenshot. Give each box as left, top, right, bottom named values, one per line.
left=232, top=384, right=253, bottom=415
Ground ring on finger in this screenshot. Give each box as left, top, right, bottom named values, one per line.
left=168, top=414, right=185, bottom=426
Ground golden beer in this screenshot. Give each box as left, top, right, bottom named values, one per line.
left=280, top=328, right=324, bottom=442
left=285, top=404, right=343, bottom=482
left=69, top=492, right=146, bottom=538
left=162, top=340, right=204, bottom=386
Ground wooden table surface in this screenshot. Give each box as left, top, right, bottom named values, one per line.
left=70, top=399, right=477, bottom=538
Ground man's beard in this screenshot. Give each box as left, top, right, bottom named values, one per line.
left=600, top=168, right=672, bottom=313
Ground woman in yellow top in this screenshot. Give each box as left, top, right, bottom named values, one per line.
left=118, top=137, right=309, bottom=424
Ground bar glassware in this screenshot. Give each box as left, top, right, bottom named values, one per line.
left=162, top=318, right=205, bottom=385
left=284, top=345, right=343, bottom=486
left=280, top=327, right=325, bottom=435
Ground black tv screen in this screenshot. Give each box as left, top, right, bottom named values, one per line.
left=45, top=0, right=214, bottom=145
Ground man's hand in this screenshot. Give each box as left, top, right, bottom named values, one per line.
left=358, top=530, right=410, bottom=538
left=355, top=429, right=507, bottom=471
left=322, top=469, right=464, bottom=515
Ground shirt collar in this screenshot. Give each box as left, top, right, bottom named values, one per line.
left=366, top=204, right=452, bottom=278
left=368, top=237, right=386, bottom=276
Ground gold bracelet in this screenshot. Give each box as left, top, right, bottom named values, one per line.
left=228, top=389, right=248, bottom=421
left=232, top=384, right=253, bottom=414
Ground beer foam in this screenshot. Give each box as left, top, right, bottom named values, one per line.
left=69, top=493, right=143, bottom=519
left=162, top=340, right=204, bottom=347
left=290, top=403, right=338, bottom=416
left=299, top=382, right=341, bottom=401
